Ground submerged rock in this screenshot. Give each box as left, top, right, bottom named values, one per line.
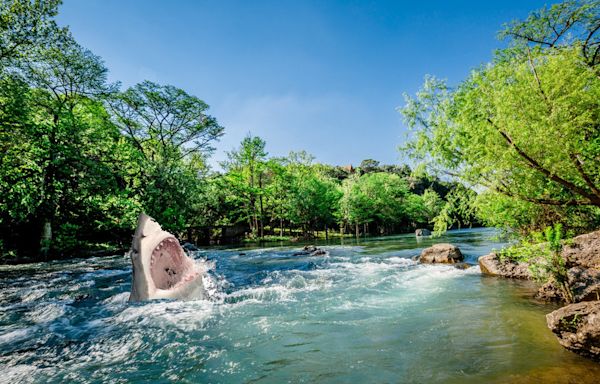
left=419, top=243, right=463, bottom=264
left=478, top=253, right=532, bottom=279
left=562, top=230, right=600, bottom=269
left=546, top=300, right=600, bottom=361
left=453, top=262, right=472, bottom=270
left=415, top=228, right=431, bottom=237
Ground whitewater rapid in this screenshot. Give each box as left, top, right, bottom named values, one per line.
left=1, top=228, right=599, bottom=383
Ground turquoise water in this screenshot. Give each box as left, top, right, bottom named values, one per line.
left=1, top=228, right=599, bottom=383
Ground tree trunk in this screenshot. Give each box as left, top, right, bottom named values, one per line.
left=40, top=220, right=52, bottom=260
left=325, top=224, right=329, bottom=241
left=39, top=117, right=58, bottom=258
left=355, top=222, right=359, bottom=238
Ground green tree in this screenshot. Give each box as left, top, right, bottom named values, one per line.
left=287, top=171, right=341, bottom=238
left=401, top=1, right=600, bottom=232
left=108, top=81, right=223, bottom=233
left=222, top=135, right=268, bottom=237
left=0, top=0, right=63, bottom=65
left=340, top=172, right=411, bottom=236
left=263, top=159, right=294, bottom=236
left=15, top=39, right=118, bottom=256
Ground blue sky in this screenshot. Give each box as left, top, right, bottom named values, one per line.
left=57, top=0, right=551, bottom=169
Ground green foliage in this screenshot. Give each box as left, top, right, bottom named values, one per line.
left=499, top=0, right=600, bottom=70
left=559, top=313, right=583, bottom=333
left=340, top=172, right=424, bottom=234
left=498, top=223, right=574, bottom=303
left=530, top=224, right=574, bottom=303
left=0, top=0, right=63, bottom=66
left=431, top=186, right=477, bottom=235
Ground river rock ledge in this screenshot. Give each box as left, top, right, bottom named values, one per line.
left=546, top=300, right=600, bottom=361
left=478, top=253, right=532, bottom=279
left=419, top=243, right=463, bottom=264
left=562, top=230, right=600, bottom=269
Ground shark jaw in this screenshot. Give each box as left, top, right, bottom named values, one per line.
left=129, top=213, right=206, bottom=301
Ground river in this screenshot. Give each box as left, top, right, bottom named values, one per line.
left=1, top=228, right=599, bottom=383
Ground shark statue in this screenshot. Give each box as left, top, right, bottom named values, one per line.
left=128, top=213, right=206, bottom=301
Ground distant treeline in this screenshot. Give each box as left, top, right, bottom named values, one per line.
left=0, top=1, right=476, bottom=262
left=196, top=147, right=478, bottom=244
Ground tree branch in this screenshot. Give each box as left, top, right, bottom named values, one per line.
left=487, top=118, right=600, bottom=206
left=571, top=154, right=600, bottom=198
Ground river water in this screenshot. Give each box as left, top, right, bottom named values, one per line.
left=1, top=228, right=599, bottom=383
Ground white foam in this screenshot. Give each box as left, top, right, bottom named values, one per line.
left=25, top=303, right=65, bottom=324
left=21, top=288, right=46, bottom=303
left=78, top=331, right=145, bottom=365
left=115, top=299, right=215, bottom=332
left=1, top=364, right=40, bottom=384
left=387, top=257, right=414, bottom=265
left=0, top=327, right=34, bottom=346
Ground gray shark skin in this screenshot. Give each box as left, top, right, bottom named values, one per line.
left=129, top=213, right=206, bottom=301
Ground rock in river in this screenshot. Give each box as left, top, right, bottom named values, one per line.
left=415, top=228, right=431, bottom=236
left=419, top=243, right=463, bottom=264
left=293, top=245, right=328, bottom=257
left=546, top=300, right=600, bottom=361
left=478, top=253, right=532, bottom=279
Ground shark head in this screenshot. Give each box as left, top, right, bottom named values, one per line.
left=129, top=213, right=206, bottom=301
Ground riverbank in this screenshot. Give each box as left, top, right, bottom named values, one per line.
left=477, top=230, right=600, bottom=361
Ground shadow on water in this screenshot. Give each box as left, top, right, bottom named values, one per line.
left=0, top=228, right=599, bottom=383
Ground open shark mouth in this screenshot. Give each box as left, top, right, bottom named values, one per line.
left=129, top=213, right=206, bottom=301
left=150, top=236, right=200, bottom=291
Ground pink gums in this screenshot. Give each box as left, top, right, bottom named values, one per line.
left=149, top=237, right=197, bottom=290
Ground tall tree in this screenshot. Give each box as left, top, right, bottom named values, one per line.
left=16, top=38, right=116, bottom=256
left=222, top=135, right=268, bottom=237
left=108, top=81, right=223, bottom=232
left=401, top=0, right=600, bottom=232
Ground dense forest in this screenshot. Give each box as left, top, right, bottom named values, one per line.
left=1, top=0, right=599, bottom=263
left=0, top=0, right=475, bottom=262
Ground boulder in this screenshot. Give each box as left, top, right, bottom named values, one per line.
left=415, top=228, right=431, bottom=237
left=419, top=243, right=463, bottom=264
left=478, top=253, right=532, bottom=279
left=536, top=267, right=600, bottom=303
left=546, top=300, right=600, bottom=361
left=562, top=230, right=600, bottom=269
